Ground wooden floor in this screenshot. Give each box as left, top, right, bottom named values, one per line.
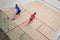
left=2, top=1, right=60, bottom=40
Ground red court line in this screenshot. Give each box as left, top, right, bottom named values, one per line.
left=19, top=4, right=56, bottom=32
left=18, top=19, right=28, bottom=26
left=37, top=30, right=50, bottom=40
left=18, top=26, right=34, bottom=40
left=44, top=23, right=56, bottom=31
left=42, top=0, right=60, bottom=10
left=37, top=18, right=56, bottom=32
left=6, top=19, right=28, bottom=33
left=36, top=23, right=44, bottom=30
left=7, top=25, right=19, bottom=33
left=37, top=23, right=54, bottom=40
left=36, top=23, right=50, bottom=40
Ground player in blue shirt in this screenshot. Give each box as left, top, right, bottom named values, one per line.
left=15, top=4, right=21, bottom=15
left=12, top=4, right=21, bottom=20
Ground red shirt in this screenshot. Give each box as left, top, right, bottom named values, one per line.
left=30, top=14, right=35, bottom=19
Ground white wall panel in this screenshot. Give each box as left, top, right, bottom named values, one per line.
left=0, top=0, right=36, bottom=9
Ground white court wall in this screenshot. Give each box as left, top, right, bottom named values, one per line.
left=0, top=0, right=60, bottom=12
left=38, top=0, right=60, bottom=12
left=0, top=0, right=36, bottom=9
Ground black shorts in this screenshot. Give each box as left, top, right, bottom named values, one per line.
left=16, top=10, right=21, bottom=15
left=30, top=18, right=32, bottom=21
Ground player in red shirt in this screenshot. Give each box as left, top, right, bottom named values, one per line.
left=28, top=12, right=36, bottom=23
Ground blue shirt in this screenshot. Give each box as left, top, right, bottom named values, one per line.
left=16, top=4, right=21, bottom=12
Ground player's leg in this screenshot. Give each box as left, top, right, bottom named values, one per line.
left=12, top=11, right=20, bottom=20
left=16, top=11, right=20, bottom=15
left=28, top=18, right=32, bottom=24
left=16, top=10, right=21, bottom=15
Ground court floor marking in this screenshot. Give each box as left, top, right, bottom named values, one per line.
left=36, top=23, right=44, bottom=30
left=38, top=30, right=50, bottom=40
left=5, top=6, right=28, bottom=32
left=7, top=21, right=33, bottom=40
left=18, top=23, right=34, bottom=40
left=36, top=24, right=51, bottom=40
left=9, top=4, right=56, bottom=40
left=6, top=4, right=56, bottom=40
left=18, top=4, right=56, bottom=32
left=6, top=19, right=28, bottom=33
left=36, top=18, right=56, bottom=31
left=6, top=6, right=30, bottom=33
left=18, top=4, right=56, bottom=40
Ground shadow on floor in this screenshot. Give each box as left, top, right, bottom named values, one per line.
left=0, top=28, right=10, bottom=40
